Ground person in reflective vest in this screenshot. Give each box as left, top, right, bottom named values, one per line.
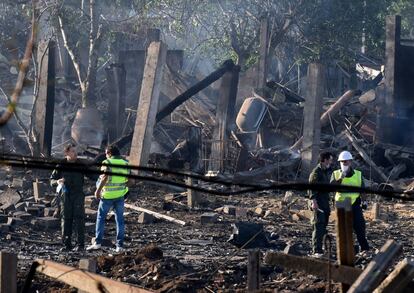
left=87, top=144, right=129, bottom=253
left=330, top=151, right=369, bottom=252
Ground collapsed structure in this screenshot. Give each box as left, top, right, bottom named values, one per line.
left=0, top=9, right=414, bottom=293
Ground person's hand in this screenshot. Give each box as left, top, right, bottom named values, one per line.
left=311, top=199, right=319, bottom=211
left=94, top=190, right=101, bottom=200
left=57, top=178, right=65, bottom=185
left=361, top=201, right=368, bottom=210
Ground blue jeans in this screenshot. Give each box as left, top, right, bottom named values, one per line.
left=95, top=197, right=125, bottom=248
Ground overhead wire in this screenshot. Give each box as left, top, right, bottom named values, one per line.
left=0, top=153, right=413, bottom=200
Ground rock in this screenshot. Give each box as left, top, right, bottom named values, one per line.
left=138, top=212, right=155, bottom=224
left=214, top=207, right=224, bottom=213
left=223, top=205, right=236, bottom=215
left=254, top=207, right=265, bottom=216
left=31, top=217, right=60, bottom=230
left=235, top=207, right=248, bottom=219
left=291, top=214, right=300, bottom=221
left=264, top=210, right=273, bottom=218
left=200, top=212, right=218, bottom=224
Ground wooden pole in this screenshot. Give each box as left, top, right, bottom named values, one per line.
left=125, top=203, right=186, bottom=226
left=186, top=176, right=199, bottom=208
left=336, top=198, right=354, bottom=292
left=247, top=250, right=260, bottom=292
left=257, top=16, right=269, bottom=89
left=348, top=240, right=402, bottom=293
left=0, top=252, right=17, bottom=293
left=373, top=258, right=414, bottom=293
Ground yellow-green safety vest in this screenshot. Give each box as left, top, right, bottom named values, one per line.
left=333, top=169, right=362, bottom=205
left=102, top=158, right=129, bottom=199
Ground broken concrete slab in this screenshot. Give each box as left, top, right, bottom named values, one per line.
left=0, top=188, right=21, bottom=206
left=200, top=213, right=218, bottom=224
left=31, top=217, right=60, bottom=230
left=138, top=212, right=155, bottom=224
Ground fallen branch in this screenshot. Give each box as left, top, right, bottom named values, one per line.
left=125, top=203, right=187, bottom=226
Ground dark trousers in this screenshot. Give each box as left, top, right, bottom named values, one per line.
left=61, top=193, right=85, bottom=247
left=352, top=198, right=370, bottom=251
left=312, top=209, right=330, bottom=254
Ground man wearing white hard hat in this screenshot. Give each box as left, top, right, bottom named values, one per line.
left=331, top=151, right=370, bottom=252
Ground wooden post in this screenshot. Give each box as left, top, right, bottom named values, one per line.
left=247, top=250, right=260, bottom=292
left=257, top=16, right=269, bottom=89
left=372, top=202, right=380, bottom=220
left=33, top=40, right=56, bottom=156
left=105, top=63, right=126, bottom=143
left=186, top=176, right=199, bottom=208
left=336, top=198, right=354, bottom=292
left=348, top=240, right=402, bottom=293
left=373, top=258, right=414, bottom=293
left=301, top=63, right=325, bottom=176
left=78, top=258, right=97, bottom=293
left=129, top=41, right=167, bottom=168
left=208, top=64, right=240, bottom=174
left=0, top=252, right=17, bottom=293
left=384, top=15, right=401, bottom=113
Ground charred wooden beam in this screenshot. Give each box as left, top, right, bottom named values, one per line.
left=35, top=259, right=153, bottom=293
left=348, top=240, right=402, bottom=293
left=105, top=63, right=126, bottom=143
left=156, top=59, right=235, bottom=123
left=374, top=258, right=414, bottom=293
left=33, top=40, right=55, bottom=156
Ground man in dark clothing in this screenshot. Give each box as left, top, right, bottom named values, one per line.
left=309, top=152, right=334, bottom=257
left=50, top=144, right=92, bottom=251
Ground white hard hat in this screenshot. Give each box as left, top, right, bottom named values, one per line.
left=338, top=151, right=353, bottom=161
